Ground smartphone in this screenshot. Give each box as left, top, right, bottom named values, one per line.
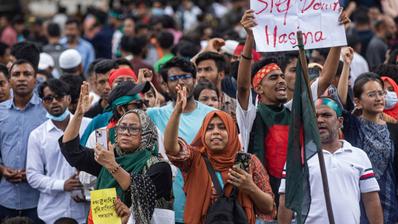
left=234, top=152, right=251, bottom=172
left=95, top=128, right=108, bottom=150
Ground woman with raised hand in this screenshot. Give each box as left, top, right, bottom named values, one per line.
left=343, top=73, right=398, bottom=223
left=59, top=82, right=173, bottom=224
left=164, top=85, right=275, bottom=224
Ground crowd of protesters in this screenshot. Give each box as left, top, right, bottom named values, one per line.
left=0, top=0, right=398, bottom=223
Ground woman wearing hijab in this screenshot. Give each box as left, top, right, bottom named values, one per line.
left=59, top=82, right=172, bottom=224
left=381, top=76, right=398, bottom=122
left=164, top=85, right=275, bottom=224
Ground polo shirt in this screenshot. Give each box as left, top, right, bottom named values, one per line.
left=279, top=140, right=380, bottom=224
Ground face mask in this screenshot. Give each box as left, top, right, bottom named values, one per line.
left=46, top=109, right=70, bottom=122
left=385, top=91, right=398, bottom=110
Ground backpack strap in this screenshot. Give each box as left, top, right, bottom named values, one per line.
left=202, top=155, right=223, bottom=196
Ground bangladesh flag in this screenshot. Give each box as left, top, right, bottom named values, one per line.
left=285, top=59, right=321, bottom=223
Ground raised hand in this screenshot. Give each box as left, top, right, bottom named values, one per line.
left=137, top=68, right=154, bottom=83
left=339, top=11, right=351, bottom=29
left=175, top=84, right=187, bottom=114
left=75, top=81, right=92, bottom=116
left=204, top=38, right=225, bottom=53
left=240, top=9, right=257, bottom=36
left=341, top=47, right=354, bottom=65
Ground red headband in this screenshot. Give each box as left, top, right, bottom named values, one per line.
left=108, top=67, right=137, bottom=86
left=252, top=63, right=281, bottom=88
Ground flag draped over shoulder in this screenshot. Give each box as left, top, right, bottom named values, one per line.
left=285, top=59, right=321, bottom=223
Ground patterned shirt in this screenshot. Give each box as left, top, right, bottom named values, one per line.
left=168, top=138, right=276, bottom=220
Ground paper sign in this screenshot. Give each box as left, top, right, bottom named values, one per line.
left=251, top=0, right=347, bottom=52
left=91, top=188, right=122, bottom=224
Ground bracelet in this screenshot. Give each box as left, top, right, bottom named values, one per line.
left=241, top=54, right=252, bottom=60
left=110, top=164, right=121, bottom=174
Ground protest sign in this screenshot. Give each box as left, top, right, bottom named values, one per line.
left=250, top=0, right=347, bottom=52
left=91, top=188, right=121, bottom=224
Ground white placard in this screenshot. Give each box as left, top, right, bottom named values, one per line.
left=251, top=0, right=347, bottom=52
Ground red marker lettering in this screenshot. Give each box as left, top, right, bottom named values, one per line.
left=275, top=0, right=292, bottom=25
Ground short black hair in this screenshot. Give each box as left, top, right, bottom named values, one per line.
left=114, top=58, right=134, bottom=70
left=120, top=36, right=148, bottom=56
left=160, top=56, right=196, bottom=83
left=94, top=59, right=116, bottom=75
left=135, top=22, right=149, bottom=34
left=195, top=51, right=226, bottom=73
left=0, top=63, right=9, bottom=79
left=0, top=42, right=9, bottom=57
left=38, top=79, right=70, bottom=99
left=372, top=64, right=398, bottom=84
left=156, top=31, right=174, bottom=50
left=352, top=7, right=370, bottom=25
left=387, top=49, right=398, bottom=65
left=251, top=57, right=279, bottom=79
left=47, top=23, right=61, bottom=37
left=88, top=58, right=105, bottom=76
left=65, top=17, right=80, bottom=27
left=173, top=40, right=201, bottom=59
left=59, top=74, right=84, bottom=104
left=353, top=72, right=383, bottom=98
left=9, top=59, right=36, bottom=76
left=193, top=80, right=220, bottom=100
left=10, top=42, right=40, bottom=71
left=54, top=217, right=78, bottom=224
left=277, top=51, right=299, bottom=74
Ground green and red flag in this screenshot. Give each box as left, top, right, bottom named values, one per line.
left=285, top=59, right=321, bottom=223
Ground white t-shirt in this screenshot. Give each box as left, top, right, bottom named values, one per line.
left=279, top=140, right=380, bottom=224
left=236, top=79, right=319, bottom=152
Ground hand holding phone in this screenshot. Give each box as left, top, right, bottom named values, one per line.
left=234, top=152, right=251, bottom=172
left=95, top=128, right=108, bottom=150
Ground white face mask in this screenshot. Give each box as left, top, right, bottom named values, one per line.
left=385, top=91, right=398, bottom=109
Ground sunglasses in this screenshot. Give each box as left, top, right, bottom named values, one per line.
left=42, top=95, right=65, bottom=104
left=168, top=74, right=193, bottom=82
left=116, top=125, right=141, bottom=135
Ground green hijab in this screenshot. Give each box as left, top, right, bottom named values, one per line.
left=95, top=109, right=159, bottom=203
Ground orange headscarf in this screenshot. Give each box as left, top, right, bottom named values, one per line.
left=381, top=76, right=398, bottom=120
left=183, top=111, right=256, bottom=224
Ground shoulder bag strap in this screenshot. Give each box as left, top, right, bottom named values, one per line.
left=202, top=155, right=223, bottom=196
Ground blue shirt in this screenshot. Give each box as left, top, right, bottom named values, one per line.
left=60, top=37, right=95, bottom=74
left=0, top=94, right=47, bottom=209
left=147, top=101, right=215, bottom=222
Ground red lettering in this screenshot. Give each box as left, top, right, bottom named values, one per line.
left=288, top=32, right=297, bottom=45
left=273, top=25, right=278, bottom=48
left=279, top=33, right=288, bottom=44
left=303, top=32, right=313, bottom=44
left=314, top=31, right=325, bottom=42
left=275, top=0, right=292, bottom=25
left=332, top=1, right=340, bottom=11
left=313, top=2, right=321, bottom=10
left=255, top=0, right=275, bottom=14
left=263, top=25, right=324, bottom=48
left=301, top=0, right=315, bottom=13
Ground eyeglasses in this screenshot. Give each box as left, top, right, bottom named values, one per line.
left=116, top=125, right=141, bottom=135
left=366, top=90, right=386, bottom=98
left=168, top=74, right=193, bottom=82
left=42, top=95, right=65, bottom=103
